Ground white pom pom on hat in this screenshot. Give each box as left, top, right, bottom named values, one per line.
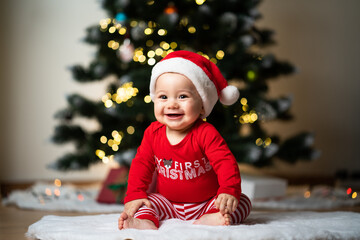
left=150, top=50, right=240, bottom=118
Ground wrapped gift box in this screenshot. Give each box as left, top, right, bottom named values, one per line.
left=241, top=174, right=288, bottom=200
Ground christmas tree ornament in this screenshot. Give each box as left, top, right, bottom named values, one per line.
left=115, top=12, right=127, bottom=23
left=219, top=12, right=238, bottom=34
left=114, top=0, right=129, bottom=9
left=130, top=22, right=146, bottom=41
left=117, top=39, right=134, bottom=63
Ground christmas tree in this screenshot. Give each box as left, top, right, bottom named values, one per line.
left=51, top=0, right=318, bottom=171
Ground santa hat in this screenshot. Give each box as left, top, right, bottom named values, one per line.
left=150, top=50, right=239, bottom=118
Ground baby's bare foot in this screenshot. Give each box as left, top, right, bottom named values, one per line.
left=118, top=212, right=158, bottom=230
left=193, top=211, right=232, bottom=226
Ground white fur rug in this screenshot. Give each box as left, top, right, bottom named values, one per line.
left=26, top=211, right=360, bottom=240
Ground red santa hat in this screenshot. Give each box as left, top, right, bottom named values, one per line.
left=150, top=50, right=239, bottom=118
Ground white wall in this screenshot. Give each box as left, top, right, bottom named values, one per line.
left=256, top=0, right=360, bottom=177
left=0, top=0, right=111, bottom=182
left=0, top=0, right=359, bottom=182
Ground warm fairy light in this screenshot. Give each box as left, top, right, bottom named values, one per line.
left=127, top=126, right=135, bottom=135
left=108, top=40, right=120, bottom=50
left=158, top=29, right=167, bottom=36
left=54, top=188, right=61, bottom=197
left=242, top=105, right=249, bottom=112
left=96, top=149, right=106, bottom=159
left=144, top=28, right=153, bottom=35
left=102, top=156, right=109, bottom=164
left=188, top=26, right=196, bottom=33
left=255, top=138, right=263, bottom=146
left=113, top=82, right=139, bottom=104
left=109, top=26, right=116, bottom=33
left=160, top=41, right=170, bottom=50
left=130, top=20, right=138, bottom=27
left=155, top=48, right=164, bottom=56
left=247, top=70, right=256, bottom=81
left=264, top=137, right=272, bottom=147
left=240, top=98, right=248, bottom=105
left=147, top=0, right=155, bottom=5
left=112, top=145, right=119, bottom=151
left=45, top=188, right=52, bottom=196
left=147, top=50, right=155, bottom=58
left=144, top=95, right=152, bottom=103
left=77, top=194, right=84, bottom=201
left=250, top=112, right=258, bottom=122
left=146, top=40, right=154, bottom=47
left=195, top=0, right=206, bottom=5
left=170, top=42, right=178, bottom=49
left=138, top=55, right=146, bottom=63
left=148, top=21, right=157, bottom=28
left=119, top=27, right=127, bottom=35
left=352, top=192, right=357, bottom=199
left=148, top=58, right=156, bottom=66
left=210, top=58, right=217, bottom=64
left=54, top=179, right=62, bottom=187
left=304, top=191, right=311, bottom=198
left=216, top=50, right=225, bottom=60
left=104, top=99, right=113, bottom=108
left=347, top=188, right=352, bottom=195
left=100, top=136, right=107, bottom=144
left=99, top=19, right=109, bottom=30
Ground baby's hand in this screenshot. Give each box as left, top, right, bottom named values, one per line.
left=124, top=198, right=152, bottom=217
left=215, top=193, right=239, bottom=214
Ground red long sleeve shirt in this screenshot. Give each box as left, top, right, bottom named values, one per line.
left=124, top=119, right=241, bottom=204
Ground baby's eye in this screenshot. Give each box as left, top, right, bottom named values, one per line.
left=159, top=95, right=167, bottom=99
left=179, top=95, right=188, bottom=99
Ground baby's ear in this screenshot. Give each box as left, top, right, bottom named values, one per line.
left=200, top=105, right=205, bottom=116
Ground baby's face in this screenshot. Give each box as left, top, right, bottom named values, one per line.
left=153, top=73, right=204, bottom=133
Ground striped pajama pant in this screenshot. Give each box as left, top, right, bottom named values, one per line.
left=134, top=193, right=252, bottom=227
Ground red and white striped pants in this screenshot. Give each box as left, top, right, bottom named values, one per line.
left=134, top=193, right=252, bottom=227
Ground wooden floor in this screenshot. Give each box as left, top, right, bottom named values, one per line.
left=0, top=204, right=97, bottom=240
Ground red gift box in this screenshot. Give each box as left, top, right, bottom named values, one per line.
left=96, top=167, right=129, bottom=204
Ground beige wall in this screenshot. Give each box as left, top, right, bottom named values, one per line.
left=0, top=0, right=359, bottom=182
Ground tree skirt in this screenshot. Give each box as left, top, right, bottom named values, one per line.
left=27, top=211, right=360, bottom=240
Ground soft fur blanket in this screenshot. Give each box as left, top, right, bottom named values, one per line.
left=27, top=211, right=360, bottom=240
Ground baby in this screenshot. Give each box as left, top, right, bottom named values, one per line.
left=118, top=50, right=251, bottom=230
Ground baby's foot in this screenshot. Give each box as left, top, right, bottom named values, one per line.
left=193, top=211, right=232, bottom=226
left=118, top=212, right=158, bottom=230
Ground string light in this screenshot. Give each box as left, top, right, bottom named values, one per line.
left=144, top=28, right=153, bottom=35
left=255, top=137, right=272, bottom=148
left=158, top=29, right=167, bottom=36
left=54, top=188, right=61, bottom=197
left=347, top=188, right=352, bottom=195
left=247, top=70, right=256, bottom=81
left=127, top=126, right=135, bottom=135
left=304, top=191, right=311, bottom=198
left=195, top=0, right=206, bottom=5
left=54, top=179, right=62, bottom=188
left=45, top=188, right=52, bottom=196
left=188, top=26, right=196, bottom=33
left=352, top=192, right=358, bottom=199
left=102, top=82, right=139, bottom=108
left=77, top=194, right=84, bottom=201
left=144, top=95, right=152, bottom=103
left=146, top=40, right=154, bottom=47
left=148, top=58, right=156, bottom=66
left=216, top=50, right=225, bottom=60
left=119, top=27, right=127, bottom=35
